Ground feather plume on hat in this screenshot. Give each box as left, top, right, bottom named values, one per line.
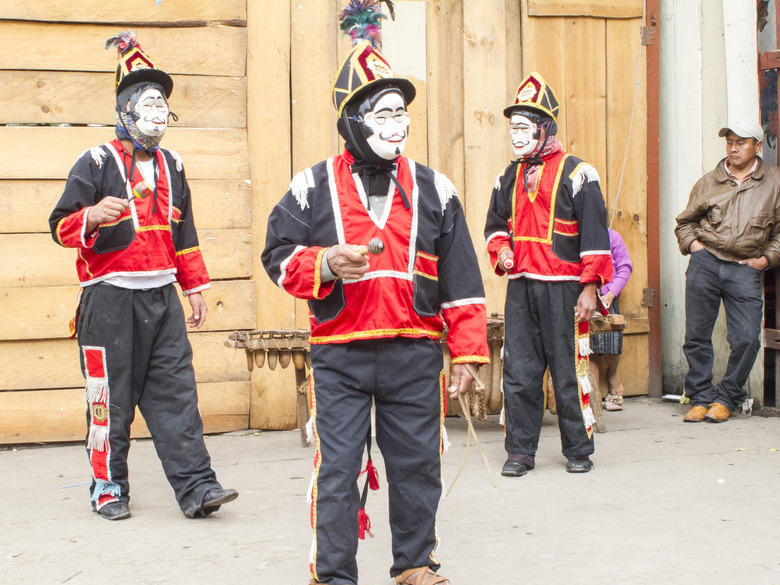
left=105, top=30, right=173, bottom=98
left=105, top=30, right=142, bottom=55
left=339, top=0, right=395, bottom=48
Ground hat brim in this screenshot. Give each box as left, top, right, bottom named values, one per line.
left=503, top=103, right=556, bottom=120
left=719, top=127, right=750, bottom=139
left=117, top=68, right=173, bottom=98
left=339, top=77, right=416, bottom=117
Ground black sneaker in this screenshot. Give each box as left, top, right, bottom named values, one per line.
left=96, top=501, right=130, bottom=521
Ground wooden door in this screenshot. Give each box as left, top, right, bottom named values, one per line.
left=518, top=0, right=651, bottom=398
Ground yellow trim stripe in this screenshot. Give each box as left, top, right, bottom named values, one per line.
left=451, top=355, right=490, bottom=364
left=313, top=248, right=327, bottom=299
left=511, top=154, right=571, bottom=245
left=175, top=245, right=200, bottom=257
left=310, top=328, right=444, bottom=344
left=413, top=270, right=438, bottom=281
left=309, top=373, right=321, bottom=582
left=136, top=224, right=171, bottom=233
left=55, top=216, right=69, bottom=246
left=417, top=251, right=438, bottom=262
left=568, top=161, right=589, bottom=180
left=99, top=215, right=133, bottom=229
left=78, top=248, right=93, bottom=279
left=545, top=155, right=571, bottom=241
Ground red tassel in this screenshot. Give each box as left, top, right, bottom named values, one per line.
left=366, top=459, right=380, bottom=491
left=358, top=508, right=374, bottom=539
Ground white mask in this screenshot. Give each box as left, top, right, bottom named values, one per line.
left=509, top=113, right=539, bottom=158
left=134, top=87, right=169, bottom=137
left=363, top=92, right=409, bottom=160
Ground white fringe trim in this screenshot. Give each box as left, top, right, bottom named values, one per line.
left=290, top=168, right=314, bottom=211
left=441, top=424, right=450, bottom=452
left=499, top=407, right=505, bottom=426
left=434, top=171, right=458, bottom=212
left=578, top=374, right=593, bottom=395
left=582, top=406, right=596, bottom=428
left=305, top=416, right=314, bottom=445
left=309, top=535, right=317, bottom=564
left=84, top=377, right=108, bottom=403
left=87, top=425, right=109, bottom=452
left=494, top=170, right=504, bottom=191
left=578, top=337, right=592, bottom=357
left=89, top=146, right=106, bottom=168
left=170, top=150, right=184, bottom=172
left=306, top=470, right=315, bottom=505
left=571, top=163, right=601, bottom=196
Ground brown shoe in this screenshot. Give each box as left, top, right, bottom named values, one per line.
left=683, top=405, right=708, bottom=422
left=395, top=567, right=450, bottom=585
left=705, top=402, right=730, bottom=423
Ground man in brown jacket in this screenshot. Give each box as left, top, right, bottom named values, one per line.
left=675, top=120, right=780, bottom=423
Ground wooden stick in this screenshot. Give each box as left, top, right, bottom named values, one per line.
left=353, top=238, right=385, bottom=255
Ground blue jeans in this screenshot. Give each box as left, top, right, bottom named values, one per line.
left=683, top=249, right=763, bottom=410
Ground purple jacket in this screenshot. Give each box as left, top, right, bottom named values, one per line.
left=601, top=229, right=632, bottom=297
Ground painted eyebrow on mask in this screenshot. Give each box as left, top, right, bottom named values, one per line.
left=374, top=106, right=406, bottom=114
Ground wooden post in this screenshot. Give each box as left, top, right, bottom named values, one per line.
left=246, top=0, right=298, bottom=429
left=645, top=0, right=662, bottom=398
left=463, top=0, right=509, bottom=314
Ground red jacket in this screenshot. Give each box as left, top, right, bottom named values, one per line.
left=263, top=151, right=488, bottom=364
left=485, top=149, right=612, bottom=286
left=49, top=139, right=209, bottom=295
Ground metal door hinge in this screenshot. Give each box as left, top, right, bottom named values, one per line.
left=641, top=288, right=656, bottom=308
left=641, top=26, right=655, bottom=46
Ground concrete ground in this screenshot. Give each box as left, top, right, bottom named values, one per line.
left=2, top=397, right=779, bottom=585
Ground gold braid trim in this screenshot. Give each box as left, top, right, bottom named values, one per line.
left=313, top=248, right=328, bottom=299
left=451, top=355, right=490, bottom=364
left=309, top=328, right=443, bottom=344
left=176, top=245, right=200, bottom=257
left=574, top=308, right=594, bottom=439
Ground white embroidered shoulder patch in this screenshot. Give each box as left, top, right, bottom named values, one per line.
left=290, top=168, right=314, bottom=211
left=571, top=164, right=600, bottom=196
left=88, top=147, right=107, bottom=168
left=169, top=150, right=184, bottom=172
left=434, top=172, right=457, bottom=212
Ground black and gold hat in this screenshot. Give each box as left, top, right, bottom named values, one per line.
left=106, top=31, right=173, bottom=98
left=504, top=72, right=559, bottom=121
left=331, top=39, right=415, bottom=116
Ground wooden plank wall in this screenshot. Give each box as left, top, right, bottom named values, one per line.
left=245, top=0, right=649, bottom=426
left=0, top=1, right=254, bottom=443
left=1, top=0, right=649, bottom=442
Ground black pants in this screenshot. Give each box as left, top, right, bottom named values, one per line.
left=683, top=249, right=763, bottom=410
left=309, top=338, right=445, bottom=585
left=503, top=278, right=594, bottom=460
left=77, top=283, right=220, bottom=517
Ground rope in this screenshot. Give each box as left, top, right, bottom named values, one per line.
left=446, top=365, right=496, bottom=495
left=610, top=0, right=648, bottom=228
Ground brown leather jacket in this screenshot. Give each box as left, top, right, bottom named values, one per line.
left=675, top=157, right=780, bottom=267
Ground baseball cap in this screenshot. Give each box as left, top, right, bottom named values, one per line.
left=718, top=120, right=764, bottom=142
